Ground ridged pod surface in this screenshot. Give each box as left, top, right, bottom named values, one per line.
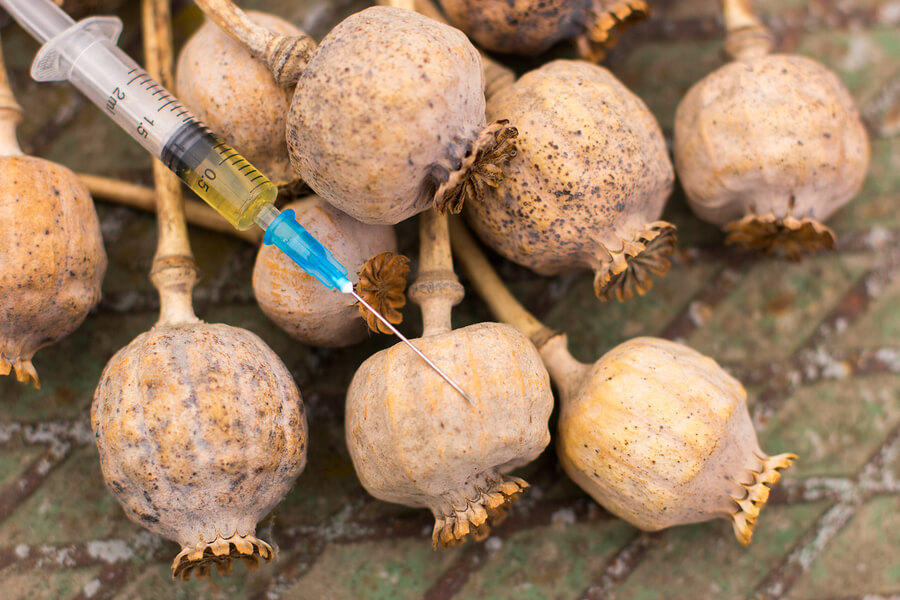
left=252, top=197, right=399, bottom=347
left=0, top=156, right=106, bottom=387
left=92, top=323, right=307, bottom=579
left=176, top=12, right=300, bottom=187
left=346, top=322, right=553, bottom=546
left=674, top=54, right=869, bottom=259
left=438, top=0, right=649, bottom=61
left=466, top=60, right=675, bottom=302
left=287, top=6, right=513, bottom=224
left=546, top=335, right=795, bottom=545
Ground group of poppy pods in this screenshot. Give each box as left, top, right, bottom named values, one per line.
left=0, top=0, right=869, bottom=581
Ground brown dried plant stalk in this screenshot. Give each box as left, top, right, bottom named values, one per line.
left=449, top=217, right=796, bottom=546
left=76, top=173, right=261, bottom=243
left=192, top=0, right=316, bottom=87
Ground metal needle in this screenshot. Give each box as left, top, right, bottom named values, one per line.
left=351, top=290, right=474, bottom=405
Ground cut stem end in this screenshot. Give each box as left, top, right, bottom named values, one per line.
left=433, top=120, right=518, bottom=215
left=172, top=533, right=274, bottom=581
left=355, top=251, right=411, bottom=334
left=723, top=213, right=835, bottom=261
left=593, top=221, right=677, bottom=302
left=578, top=1, right=650, bottom=62
left=432, top=473, right=529, bottom=548
left=730, top=452, right=797, bottom=546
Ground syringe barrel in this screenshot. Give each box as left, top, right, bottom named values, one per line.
left=61, top=28, right=177, bottom=158
left=20, top=9, right=278, bottom=229
left=0, top=0, right=75, bottom=44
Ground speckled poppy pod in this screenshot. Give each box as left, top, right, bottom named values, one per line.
left=0, top=35, right=106, bottom=388
left=545, top=335, right=796, bottom=545
left=345, top=212, right=554, bottom=547
left=437, top=0, right=649, bottom=61
left=465, top=60, right=676, bottom=303
left=673, top=0, right=869, bottom=260
left=253, top=196, right=408, bottom=347
left=176, top=11, right=304, bottom=188
left=92, top=1, right=307, bottom=579
left=92, top=322, right=308, bottom=579
left=286, top=6, right=518, bottom=224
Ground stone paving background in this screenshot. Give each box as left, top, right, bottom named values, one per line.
left=1, top=0, right=899, bottom=598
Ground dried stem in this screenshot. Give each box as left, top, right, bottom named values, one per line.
left=78, top=173, right=261, bottom=244
left=408, top=211, right=464, bottom=337
left=720, top=0, right=773, bottom=60
left=0, top=32, right=23, bottom=157
left=722, top=0, right=762, bottom=31
left=382, top=0, right=416, bottom=9
left=448, top=218, right=551, bottom=344
left=143, top=0, right=199, bottom=326
left=415, top=0, right=515, bottom=100
left=448, top=218, right=588, bottom=393
left=481, top=56, right=516, bottom=101
left=192, top=0, right=315, bottom=86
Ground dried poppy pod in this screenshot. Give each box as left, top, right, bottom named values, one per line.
left=449, top=219, right=797, bottom=547
left=0, top=40, right=106, bottom=388
left=544, top=335, right=796, bottom=545
left=252, top=196, right=408, bottom=347
left=437, top=0, right=649, bottom=61
left=673, top=0, right=869, bottom=260
left=92, top=322, right=308, bottom=579
left=465, top=60, right=675, bottom=303
left=346, top=211, right=553, bottom=547
left=176, top=11, right=303, bottom=188
left=286, top=6, right=517, bottom=224
left=93, top=3, right=306, bottom=579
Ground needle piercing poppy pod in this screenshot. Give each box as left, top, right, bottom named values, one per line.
left=253, top=196, right=407, bottom=347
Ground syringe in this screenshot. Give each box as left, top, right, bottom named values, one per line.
left=0, top=0, right=474, bottom=404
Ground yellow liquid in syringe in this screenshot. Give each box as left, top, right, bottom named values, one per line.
left=161, top=122, right=277, bottom=230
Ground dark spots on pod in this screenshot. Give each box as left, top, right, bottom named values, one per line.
left=139, top=512, right=160, bottom=524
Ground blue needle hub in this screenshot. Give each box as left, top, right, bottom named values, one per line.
left=262, top=209, right=353, bottom=293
